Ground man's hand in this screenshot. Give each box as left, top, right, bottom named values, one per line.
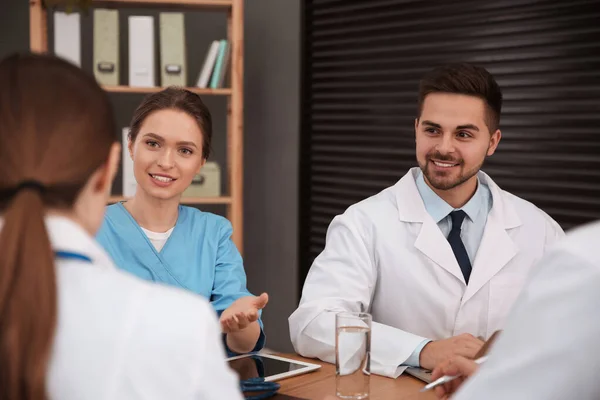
left=431, top=356, right=480, bottom=399
left=220, top=293, right=269, bottom=333
left=419, top=333, right=484, bottom=370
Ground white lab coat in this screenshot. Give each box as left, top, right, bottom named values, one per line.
left=454, top=221, right=600, bottom=400
left=0, top=216, right=243, bottom=400
left=289, top=168, right=564, bottom=378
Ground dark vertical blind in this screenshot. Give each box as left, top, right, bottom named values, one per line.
left=300, top=0, right=600, bottom=285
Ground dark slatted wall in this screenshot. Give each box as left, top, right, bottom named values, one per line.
left=300, top=0, right=600, bottom=284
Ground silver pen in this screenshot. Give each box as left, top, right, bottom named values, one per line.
left=419, top=356, right=489, bottom=392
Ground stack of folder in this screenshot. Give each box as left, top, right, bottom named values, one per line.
left=54, top=8, right=231, bottom=89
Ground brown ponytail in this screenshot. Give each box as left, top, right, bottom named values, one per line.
left=0, top=54, right=116, bottom=399
left=0, top=191, right=55, bottom=399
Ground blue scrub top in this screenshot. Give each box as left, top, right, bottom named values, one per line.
left=96, top=202, right=265, bottom=355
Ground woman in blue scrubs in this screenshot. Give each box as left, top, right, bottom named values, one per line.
left=97, top=87, right=267, bottom=355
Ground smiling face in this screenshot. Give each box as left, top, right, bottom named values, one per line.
left=415, top=93, right=501, bottom=192
left=129, top=108, right=205, bottom=201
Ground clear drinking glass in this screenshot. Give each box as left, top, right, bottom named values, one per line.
left=335, top=312, right=372, bottom=399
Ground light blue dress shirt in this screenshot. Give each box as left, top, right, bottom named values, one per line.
left=404, top=170, right=493, bottom=367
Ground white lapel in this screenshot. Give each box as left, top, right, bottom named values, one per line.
left=462, top=172, right=521, bottom=303
left=394, top=168, right=465, bottom=283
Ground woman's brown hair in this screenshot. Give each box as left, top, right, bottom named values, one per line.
left=128, top=86, right=213, bottom=160
left=0, top=53, right=116, bottom=399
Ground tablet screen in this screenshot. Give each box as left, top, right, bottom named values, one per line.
left=229, top=355, right=307, bottom=381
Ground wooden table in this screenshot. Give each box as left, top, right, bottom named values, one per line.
left=273, top=354, right=437, bottom=400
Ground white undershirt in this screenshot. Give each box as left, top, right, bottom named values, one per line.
left=141, top=226, right=174, bottom=252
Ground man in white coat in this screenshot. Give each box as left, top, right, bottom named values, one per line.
left=288, top=63, right=565, bottom=378
left=430, top=220, right=600, bottom=400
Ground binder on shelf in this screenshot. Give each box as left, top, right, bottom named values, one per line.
left=210, top=40, right=228, bottom=89
left=93, top=9, right=119, bottom=86
left=53, top=11, right=81, bottom=67
left=128, top=16, right=155, bottom=88
left=182, top=162, right=221, bottom=197
left=196, top=40, right=220, bottom=88
left=122, top=127, right=137, bottom=197
left=215, top=41, right=230, bottom=88
left=159, top=12, right=187, bottom=87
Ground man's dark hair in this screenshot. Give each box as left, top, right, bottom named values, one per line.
left=417, top=63, right=503, bottom=131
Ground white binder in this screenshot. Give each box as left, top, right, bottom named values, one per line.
left=128, top=16, right=155, bottom=87
left=54, top=11, right=81, bottom=67
left=122, top=127, right=137, bottom=197
left=196, top=40, right=220, bottom=88
left=159, top=12, right=186, bottom=86
left=93, top=9, right=119, bottom=86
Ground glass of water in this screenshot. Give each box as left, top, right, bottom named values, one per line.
left=335, top=312, right=372, bottom=399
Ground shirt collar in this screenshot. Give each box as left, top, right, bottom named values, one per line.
left=415, top=170, right=484, bottom=223
left=461, top=183, right=483, bottom=222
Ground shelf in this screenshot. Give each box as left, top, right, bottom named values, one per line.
left=109, top=195, right=232, bottom=204
left=91, top=0, right=232, bottom=10
left=103, top=85, right=232, bottom=95
left=33, top=0, right=245, bottom=251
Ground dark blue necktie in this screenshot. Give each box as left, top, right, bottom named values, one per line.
left=447, top=210, right=472, bottom=284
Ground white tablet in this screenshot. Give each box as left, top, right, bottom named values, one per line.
left=227, top=353, right=321, bottom=382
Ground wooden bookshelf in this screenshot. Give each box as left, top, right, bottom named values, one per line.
left=30, top=0, right=246, bottom=251
left=103, top=85, right=232, bottom=95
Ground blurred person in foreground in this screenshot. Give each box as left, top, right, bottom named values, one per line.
left=431, top=220, right=600, bottom=399
left=0, top=53, right=242, bottom=400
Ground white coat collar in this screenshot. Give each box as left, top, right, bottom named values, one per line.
left=394, top=167, right=522, bottom=230
left=46, top=216, right=116, bottom=269
left=0, top=215, right=116, bottom=270
left=393, top=167, right=522, bottom=292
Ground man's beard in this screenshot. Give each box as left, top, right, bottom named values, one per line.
left=418, top=151, right=483, bottom=191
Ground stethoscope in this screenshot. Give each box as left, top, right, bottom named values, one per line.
left=239, top=356, right=281, bottom=400
left=241, top=377, right=280, bottom=400
left=55, top=250, right=92, bottom=263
